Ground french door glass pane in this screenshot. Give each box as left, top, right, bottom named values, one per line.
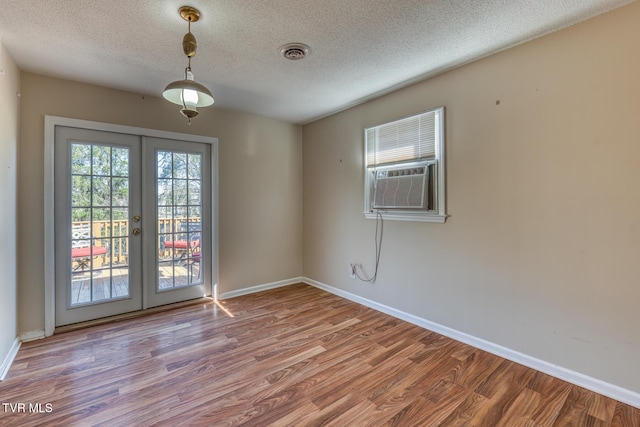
left=70, top=143, right=131, bottom=306
left=157, top=150, right=203, bottom=290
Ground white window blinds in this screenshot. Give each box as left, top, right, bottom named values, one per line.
left=366, top=109, right=440, bottom=167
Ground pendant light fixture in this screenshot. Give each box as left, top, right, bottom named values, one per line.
left=162, top=6, right=214, bottom=124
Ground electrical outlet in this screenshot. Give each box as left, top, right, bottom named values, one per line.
left=349, top=263, right=356, bottom=279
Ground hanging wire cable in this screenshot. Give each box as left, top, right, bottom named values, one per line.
left=354, top=211, right=384, bottom=282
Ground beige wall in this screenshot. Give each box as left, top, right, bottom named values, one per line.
left=303, top=3, right=640, bottom=393
left=0, top=44, right=19, bottom=365
left=18, top=73, right=302, bottom=333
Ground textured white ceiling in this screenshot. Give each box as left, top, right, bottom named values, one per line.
left=0, top=0, right=634, bottom=124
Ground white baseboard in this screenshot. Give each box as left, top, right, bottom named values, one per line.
left=303, top=277, right=640, bottom=409
left=0, top=338, right=21, bottom=381
left=218, top=277, right=302, bottom=300
left=19, top=330, right=46, bottom=342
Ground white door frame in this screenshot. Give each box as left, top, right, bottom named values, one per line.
left=44, top=115, right=219, bottom=337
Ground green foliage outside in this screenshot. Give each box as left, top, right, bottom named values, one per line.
left=71, top=145, right=202, bottom=223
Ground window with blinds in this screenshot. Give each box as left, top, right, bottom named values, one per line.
left=366, top=109, right=438, bottom=167
left=364, top=107, right=446, bottom=223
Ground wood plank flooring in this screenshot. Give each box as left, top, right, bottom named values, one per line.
left=1, top=283, right=639, bottom=426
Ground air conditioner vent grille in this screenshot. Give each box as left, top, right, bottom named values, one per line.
left=373, top=164, right=430, bottom=210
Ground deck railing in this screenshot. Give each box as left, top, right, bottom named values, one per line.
left=72, top=217, right=200, bottom=268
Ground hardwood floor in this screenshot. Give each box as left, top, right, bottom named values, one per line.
left=1, top=283, right=639, bottom=426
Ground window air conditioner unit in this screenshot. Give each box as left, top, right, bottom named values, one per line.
left=372, top=162, right=433, bottom=210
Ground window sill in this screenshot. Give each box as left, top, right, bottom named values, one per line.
left=364, top=212, right=447, bottom=223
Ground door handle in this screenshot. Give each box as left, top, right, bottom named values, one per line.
left=132, top=228, right=141, bottom=236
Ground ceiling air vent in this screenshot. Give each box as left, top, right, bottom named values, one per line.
left=280, top=43, right=310, bottom=60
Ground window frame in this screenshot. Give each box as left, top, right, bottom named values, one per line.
left=363, top=106, right=446, bottom=223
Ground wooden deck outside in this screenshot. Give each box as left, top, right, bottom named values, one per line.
left=68, top=217, right=202, bottom=304
left=71, top=262, right=201, bottom=305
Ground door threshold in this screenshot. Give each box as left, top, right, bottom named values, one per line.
left=54, top=297, right=214, bottom=335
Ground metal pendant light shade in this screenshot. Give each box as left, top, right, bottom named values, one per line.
left=163, top=79, right=214, bottom=104
left=163, top=76, right=214, bottom=112
left=162, top=6, right=214, bottom=123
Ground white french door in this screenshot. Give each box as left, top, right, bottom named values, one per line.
left=54, top=126, right=212, bottom=326
left=143, top=136, right=211, bottom=308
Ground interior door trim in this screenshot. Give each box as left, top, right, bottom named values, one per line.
left=44, top=115, right=219, bottom=337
